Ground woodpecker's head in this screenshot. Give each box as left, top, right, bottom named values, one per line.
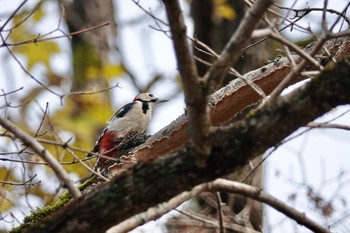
left=133, top=93, right=168, bottom=108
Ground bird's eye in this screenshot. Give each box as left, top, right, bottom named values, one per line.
left=148, top=93, right=154, bottom=97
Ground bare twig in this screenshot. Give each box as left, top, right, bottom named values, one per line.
left=215, top=192, right=225, bottom=233
left=329, top=3, right=350, bottom=33
left=59, top=82, right=120, bottom=105
left=0, top=36, right=61, bottom=97
left=0, top=175, right=38, bottom=186
left=263, top=2, right=350, bottom=105
left=175, top=209, right=260, bottom=233
left=62, top=83, right=119, bottom=98
left=241, top=108, right=350, bottom=183
left=0, top=156, right=93, bottom=166
left=263, top=37, right=327, bottom=106
left=130, top=0, right=168, bottom=26
left=269, top=31, right=322, bottom=69
left=210, top=179, right=331, bottom=233
left=1, top=22, right=110, bottom=47
left=33, top=102, right=49, bottom=138
left=275, top=4, right=350, bottom=27
left=0, top=0, right=27, bottom=32
left=243, top=2, right=350, bottom=53
left=65, top=147, right=109, bottom=182
left=4, top=1, right=42, bottom=32
left=0, top=117, right=81, bottom=198
left=307, top=122, right=350, bottom=131
left=0, top=87, right=24, bottom=97
left=36, top=138, right=91, bottom=154
left=192, top=38, right=266, bottom=98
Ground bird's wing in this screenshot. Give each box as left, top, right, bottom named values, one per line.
left=86, top=126, right=108, bottom=157
left=113, top=102, right=135, bottom=118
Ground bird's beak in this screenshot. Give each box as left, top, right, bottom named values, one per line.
left=156, top=98, right=168, bottom=104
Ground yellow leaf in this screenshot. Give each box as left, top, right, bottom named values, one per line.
left=216, top=0, right=236, bottom=20
left=12, top=41, right=61, bottom=70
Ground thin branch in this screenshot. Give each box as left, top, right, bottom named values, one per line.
left=175, top=209, right=260, bottom=233
left=307, top=122, right=350, bottom=131
left=33, top=102, right=49, bottom=138
left=263, top=37, right=327, bottom=106
left=0, top=117, right=81, bottom=198
left=4, top=1, right=42, bottom=32
left=36, top=138, right=91, bottom=154
left=282, top=45, right=296, bottom=67
left=241, top=15, right=306, bottom=52
left=275, top=5, right=350, bottom=27
left=0, top=174, right=38, bottom=186
left=241, top=108, right=350, bottom=183
left=242, top=2, right=349, bottom=53
left=210, top=179, right=331, bottom=233
left=269, top=31, right=322, bottom=69
left=0, top=0, right=28, bottom=32
left=0, top=87, right=24, bottom=97
left=0, top=156, right=93, bottom=166
left=65, top=147, right=109, bottom=182
left=59, top=82, right=120, bottom=104
left=328, top=3, right=350, bottom=32
left=322, top=0, right=329, bottom=34
left=0, top=37, right=61, bottom=97
left=192, top=38, right=266, bottom=99
left=328, top=29, right=350, bottom=38
left=1, top=22, right=110, bottom=47
left=38, top=136, right=128, bottom=165
left=130, top=0, right=168, bottom=26
left=322, top=45, right=337, bottom=64
left=266, top=4, right=350, bottom=104
left=215, top=192, right=225, bottom=233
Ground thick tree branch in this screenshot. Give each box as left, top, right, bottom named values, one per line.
left=0, top=117, right=81, bottom=199
left=162, top=0, right=210, bottom=159
left=22, top=57, right=350, bottom=233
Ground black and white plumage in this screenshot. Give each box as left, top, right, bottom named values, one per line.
left=87, top=93, right=167, bottom=165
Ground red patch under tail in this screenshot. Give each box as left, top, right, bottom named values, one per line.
left=97, top=131, right=121, bottom=164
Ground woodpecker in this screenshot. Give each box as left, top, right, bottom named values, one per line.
left=88, top=93, right=167, bottom=167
